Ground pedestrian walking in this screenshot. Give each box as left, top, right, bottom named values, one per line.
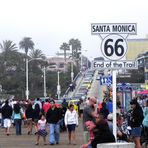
left=83, top=97, right=98, bottom=145
left=129, top=99, right=144, bottom=148
left=1, top=100, right=13, bottom=135
left=12, top=103, right=23, bottom=135
left=25, top=103, right=33, bottom=135
left=64, top=104, right=78, bottom=145
left=46, top=100, right=60, bottom=145
left=33, top=98, right=42, bottom=110
left=79, top=99, right=85, bottom=118
left=42, top=99, right=50, bottom=114
left=35, top=114, right=47, bottom=145
left=142, top=99, right=148, bottom=148
left=33, top=103, right=41, bottom=135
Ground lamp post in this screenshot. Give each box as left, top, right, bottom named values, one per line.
left=43, top=66, right=47, bottom=98
left=26, top=58, right=29, bottom=100
left=69, top=44, right=74, bottom=83
left=25, top=57, right=42, bottom=100
left=57, top=71, right=61, bottom=99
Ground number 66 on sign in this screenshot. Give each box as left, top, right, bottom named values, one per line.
left=101, top=34, right=127, bottom=61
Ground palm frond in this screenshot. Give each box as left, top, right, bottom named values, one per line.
left=29, top=49, right=45, bottom=59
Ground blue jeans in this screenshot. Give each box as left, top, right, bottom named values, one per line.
left=49, top=123, right=60, bottom=144
left=14, top=119, right=22, bottom=135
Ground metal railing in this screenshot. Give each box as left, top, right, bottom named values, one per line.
left=63, top=72, right=82, bottom=98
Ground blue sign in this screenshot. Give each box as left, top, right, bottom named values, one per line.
left=117, top=83, right=132, bottom=91
left=100, top=75, right=112, bottom=86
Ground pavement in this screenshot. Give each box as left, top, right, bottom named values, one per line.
left=0, top=118, right=84, bottom=148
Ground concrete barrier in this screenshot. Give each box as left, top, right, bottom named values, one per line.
left=97, top=143, right=135, bottom=148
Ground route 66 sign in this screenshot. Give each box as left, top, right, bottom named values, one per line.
left=101, top=34, right=127, bottom=60
left=91, top=23, right=137, bottom=61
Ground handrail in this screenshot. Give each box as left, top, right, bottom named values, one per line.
left=63, top=72, right=81, bottom=98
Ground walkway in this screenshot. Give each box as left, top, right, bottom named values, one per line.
left=0, top=118, right=84, bottom=148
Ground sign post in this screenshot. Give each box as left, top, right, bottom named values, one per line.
left=112, top=70, right=117, bottom=139
left=91, top=23, right=138, bottom=140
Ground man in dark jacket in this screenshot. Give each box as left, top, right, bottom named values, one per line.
left=46, top=100, right=60, bottom=145
left=1, top=100, right=13, bottom=135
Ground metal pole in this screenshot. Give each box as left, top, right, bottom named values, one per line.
left=58, top=71, right=59, bottom=86
left=26, top=58, right=29, bottom=100
left=57, top=71, right=61, bottom=99
left=43, top=66, right=47, bottom=98
left=112, top=70, right=117, bottom=140
left=69, top=44, right=74, bottom=83
left=25, top=57, right=43, bottom=100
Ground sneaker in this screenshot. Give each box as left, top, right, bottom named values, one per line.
left=35, top=143, right=39, bottom=145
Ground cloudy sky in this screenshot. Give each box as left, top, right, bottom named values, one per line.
left=0, top=0, right=147, bottom=59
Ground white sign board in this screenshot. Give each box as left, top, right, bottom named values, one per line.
left=91, top=23, right=137, bottom=61
left=91, top=23, right=137, bottom=35
left=93, top=60, right=138, bottom=69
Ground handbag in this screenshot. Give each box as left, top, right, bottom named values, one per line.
left=20, top=111, right=26, bottom=119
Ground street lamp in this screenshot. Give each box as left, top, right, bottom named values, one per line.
left=57, top=71, right=61, bottom=99
left=43, top=66, right=47, bottom=98
left=69, top=44, right=74, bottom=83
left=25, top=57, right=42, bottom=100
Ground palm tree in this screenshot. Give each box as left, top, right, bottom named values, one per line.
left=69, top=39, right=81, bottom=68
left=29, top=48, right=46, bottom=66
left=60, top=42, right=70, bottom=61
left=19, top=37, right=34, bottom=55
left=69, top=38, right=81, bottom=59
left=0, top=40, right=17, bottom=53
left=0, top=40, right=18, bottom=63
left=29, top=49, right=45, bottom=59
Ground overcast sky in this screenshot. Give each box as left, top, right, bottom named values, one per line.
left=0, top=0, right=148, bottom=59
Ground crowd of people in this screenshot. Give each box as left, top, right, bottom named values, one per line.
left=0, top=94, right=148, bottom=148
left=0, top=98, right=79, bottom=146
left=82, top=95, right=148, bottom=148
